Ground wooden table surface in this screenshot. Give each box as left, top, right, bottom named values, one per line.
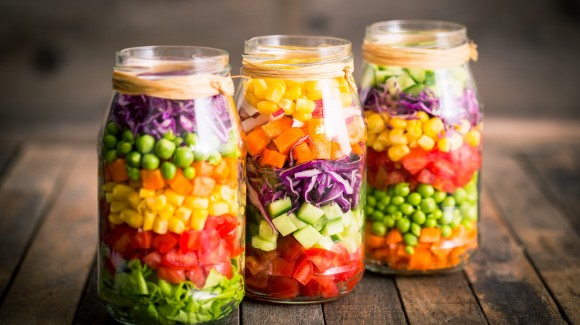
left=0, top=119, right=579, bottom=325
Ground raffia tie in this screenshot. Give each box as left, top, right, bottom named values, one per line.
left=240, top=56, right=357, bottom=92
left=362, top=41, right=478, bottom=69
left=112, top=70, right=234, bottom=100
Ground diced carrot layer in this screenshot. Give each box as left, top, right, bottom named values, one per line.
left=273, top=127, right=305, bottom=154
left=365, top=233, right=386, bottom=249
left=346, top=116, right=365, bottom=145
left=193, top=161, right=214, bottom=177
left=247, top=127, right=272, bottom=156
left=192, top=176, right=216, bottom=197
left=330, top=141, right=345, bottom=160
left=260, top=149, right=287, bottom=169
left=292, top=142, right=314, bottom=165
left=419, top=227, right=441, bottom=243
left=110, top=158, right=129, bottom=182
left=385, top=229, right=403, bottom=245
left=212, top=160, right=230, bottom=182
left=308, top=138, right=331, bottom=160
left=140, top=169, right=165, bottom=190
left=261, top=117, right=293, bottom=138
left=166, top=169, right=193, bottom=195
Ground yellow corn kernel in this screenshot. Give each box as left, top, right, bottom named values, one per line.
left=305, top=81, right=320, bottom=93
left=112, top=184, right=134, bottom=200
left=450, top=132, right=464, bottom=150
left=146, top=195, right=167, bottom=211
left=417, top=134, right=436, bottom=151
left=175, top=206, right=192, bottom=222
left=168, top=218, right=186, bottom=234
left=102, top=182, right=116, bottom=193
left=409, top=140, right=418, bottom=149
left=423, top=117, right=445, bottom=138
left=380, top=112, right=390, bottom=123
left=389, top=129, right=408, bottom=145
left=139, top=188, right=156, bottom=199
left=246, top=79, right=254, bottom=93
left=127, top=192, right=141, bottom=209
left=465, top=129, right=481, bottom=147
left=283, top=86, right=303, bottom=101
left=256, top=101, right=279, bottom=115
left=158, top=204, right=176, bottom=220
left=108, top=213, right=123, bottom=225
left=340, top=93, right=352, bottom=107
left=389, top=118, right=407, bottom=129
left=218, top=185, right=235, bottom=201
left=105, top=193, right=114, bottom=203
left=252, top=79, right=268, bottom=100
left=110, top=200, right=130, bottom=213
left=376, top=129, right=391, bottom=145
left=416, top=111, right=430, bottom=123
left=265, top=83, right=286, bottom=103
left=153, top=218, right=168, bottom=234
left=437, top=138, right=452, bottom=152
left=142, top=211, right=156, bottom=231
left=285, top=80, right=303, bottom=88
left=278, top=98, right=296, bottom=115
left=120, top=209, right=143, bottom=228
left=364, top=110, right=373, bottom=118
left=209, top=201, right=230, bottom=216
left=366, top=132, right=377, bottom=146
left=454, top=119, right=471, bottom=135
left=191, top=210, right=209, bottom=231
left=165, top=189, right=185, bottom=206
left=229, top=202, right=238, bottom=215
left=366, top=113, right=386, bottom=134
left=184, top=196, right=209, bottom=210
left=306, top=90, right=323, bottom=101
left=209, top=191, right=220, bottom=203
left=245, top=92, right=259, bottom=108
left=371, top=141, right=387, bottom=152
left=406, top=119, right=419, bottom=128
left=388, top=145, right=411, bottom=162
left=293, top=112, right=313, bottom=122
left=406, top=124, right=423, bottom=140
left=295, top=98, right=316, bottom=114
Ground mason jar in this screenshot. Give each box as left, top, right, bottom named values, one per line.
left=360, top=21, right=482, bottom=274
left=236, top=35, right=366, bottom=302
left=97, top=46, right=245, bottom=324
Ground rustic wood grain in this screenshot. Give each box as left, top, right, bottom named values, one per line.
left=396, top=272, right=487, bottom=324
left=0, top=144, right=17, bottom=179
left=241, top=300, right=325, bottom=325
left=524, top=145, right=580, bottom=235
left=0, top=144, right=71, bottom=298
left=0, top=149, right=97, bottom=324
left=464, top=192, right=565, bottom=324
left=484, top=150, right=580, bottom=324
left=323, top=273, right=407, bottom=325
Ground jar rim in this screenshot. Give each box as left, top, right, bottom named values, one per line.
left=116, top=46, right=230, bottom=76
left=244, top=35, right=352, bottom=62
left=365, top=20, right=467, bottom=49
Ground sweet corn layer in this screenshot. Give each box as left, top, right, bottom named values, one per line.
left=365, top=111, right=481, bottom=160
left=103, top=183, right=238, bottom=234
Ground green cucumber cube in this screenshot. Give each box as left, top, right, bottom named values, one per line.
left=267, top=197, right=293, bottom=218
left=330, top=234, right=342, bottom=242
left=297, top=203, right=325, bottom=224
left=312, top=216, right=328, bottom=232
left=321, top=218, right=344, bottom=236
left=287, top=213, right=307, bottom=229
left=321, top=203, right=343, bottom=220
left=341, top=210, right=355, bottom=227
left=251, top=236, right=277, bottom=251
left=315, top=236, right=335, bottom=251
left=272, top=214, right=298, bottom=236
left=404, top=68, right=426, bottom=84
left=398, top=73, right=416, bottom=90
left=293, top=225, right=323, bottom=249
left=258, top=220, right=278, bottom=242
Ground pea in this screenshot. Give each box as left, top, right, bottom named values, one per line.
left=412, top=210, right=426, bottom=225
left=372, top=222, right=387, bottom=236
left=104, top=149, right=117, bottom=163
left=395, top=183, right=410, bottom=197
left=185, top=133, right=197, bottom=146
left=392, top=196, right=405, bottom=206
left=412, top=223, right=422, bottom=237
left=464, top=206, right=478, bottom=222
left=403, top=233, right=418, bottom=246
left=126, top=151, right=142, bottom=167
left=465, top=183, right=477, bottom=194
left=141, top=154, right=160, bottom=170
left=453, top=188, right=468, bottom=204
left=105, top=122, right=119, bottom=135
left=400, top=203, right=414, bottom=215
left=372, top=211, right=384, bottom=221
left=432, top=209, right=443, bottom=219
left=155, top=139, right=177, bottom=160
left=174, top=147, right=194, bottom=168
left=450, top=218, right=461, bottom=229
left=386, top=204, right=398, bottom=214
left=376, top=203, right=386, bottom=212
left=396, top=218, right=411, bottom=233
left=467, top=191, right=478, bottom=203
left=439, top=209, right=454, bottom=225
left=462, top=220, right=474, bottom=231
left=407, top=193, right=422, bottom=206
left=383, top=216, right=395, bottom=228
left=366, top=196, right=377, bottom=207
left=392, top=211, right=403, bottom=220
left=103, top=134, right=119, bottom=149
left=183, top=166, right=196, bottom=180
left=442, top=197, right=456, bottom=208
left=441, top=225, right=452, bottom=238
left=116, top=141, right=133, bottom=156
left=161, top=162, right=177, bottom=180
left=136, top=135, right=155, bottom=154
left=405, top=246, right=415, bottom=255
left=194, top=151, right=209, bottom=162
left=417, top=184, right=435, bottom=198
left=122, top=130, right=134, bottom=143
left=366, top=206, right=375, bottom=216
left=380, top=196, right=391, bottom=206
left=163, top=131, right=176, bottom=140
left=127, top=167, right=140, bottom=181
left=420, top=197, right=437, bottom=213
left=424, top=218, right=437, bottom=228
left=433, top=190, right=447, bottom=203
left=173, top=137, right=184, bottom=146
left=374, top=190, right=387, bottom=200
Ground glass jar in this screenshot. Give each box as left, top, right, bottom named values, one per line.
left=236, top=35, right=366, bottom=303
left=360, top=21, right=482, bottom=274
left=97, top=46, right=245, bottom=324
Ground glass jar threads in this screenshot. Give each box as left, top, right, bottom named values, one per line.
left=360, top=21, right=482, bottom=274
left=236, top=35, right=366, bottom=302
left=97, top=46, right=245, bottom=324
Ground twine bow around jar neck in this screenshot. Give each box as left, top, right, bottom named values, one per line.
left=112, top=65, right=234, bottom=100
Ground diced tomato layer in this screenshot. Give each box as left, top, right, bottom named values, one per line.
left=185, top=266, right=207, bottom=289
left=162, top=249, right=198, bottom=269
left=157, top=267, right=185, bottom=284
left=152, top=233, right=179, bottom=254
